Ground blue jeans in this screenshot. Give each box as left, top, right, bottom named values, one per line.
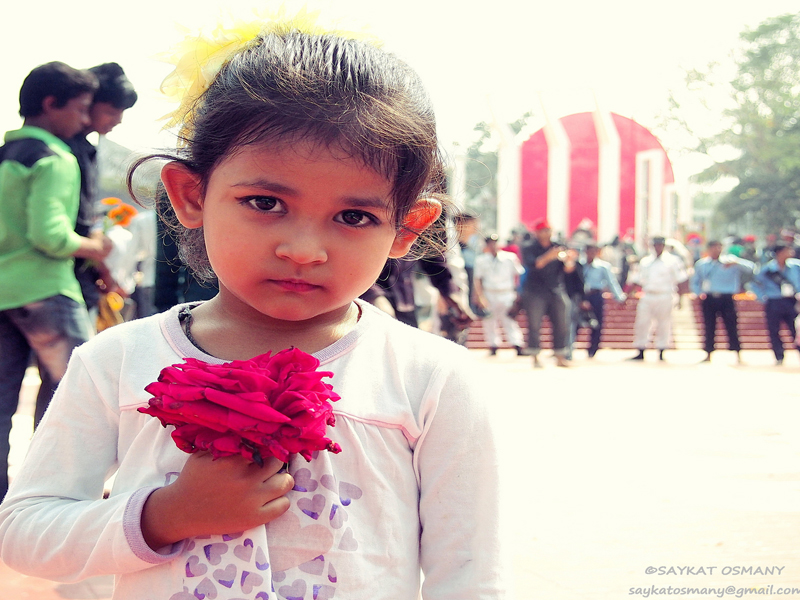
left=0, top=295, right=92, bottom=498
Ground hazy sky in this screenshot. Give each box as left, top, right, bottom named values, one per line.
left=2, top=0, right=797, bottom=182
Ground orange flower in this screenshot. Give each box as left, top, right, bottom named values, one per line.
left=107, top=203, right=138, bottom=227
left=101, top=196, right=122, bottom=206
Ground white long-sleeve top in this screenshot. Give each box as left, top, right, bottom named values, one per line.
left=0, top=301, right=507, bottom=600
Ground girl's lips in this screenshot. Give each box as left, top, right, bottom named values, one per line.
left=270, top=279, right=321, bottom=292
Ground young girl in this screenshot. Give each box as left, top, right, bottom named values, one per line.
left=0, top=14, right=506, bottom=600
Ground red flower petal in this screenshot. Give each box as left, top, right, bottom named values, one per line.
left=141, top=348, right=340, bottom=464
left=204, top=388, right=291, bottom=423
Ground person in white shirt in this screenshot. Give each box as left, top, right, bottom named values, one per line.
left=628, top=236, right=688, bottom=361
left=473, top=234, right=525, bottom=355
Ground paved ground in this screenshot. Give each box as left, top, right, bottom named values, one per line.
left=496, top=348, right=800, bottom=599
left=2, top=347, right=799, bottom=599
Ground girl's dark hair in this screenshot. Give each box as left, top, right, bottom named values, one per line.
left=129, top=30, right=447, bottom=281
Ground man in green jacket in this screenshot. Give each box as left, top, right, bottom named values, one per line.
left=0, top=61, right=112, bottom=498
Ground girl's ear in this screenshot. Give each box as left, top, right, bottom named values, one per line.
left=161, top=162, right=204, bottom=229
left=389, top=198, right=443, bottom=258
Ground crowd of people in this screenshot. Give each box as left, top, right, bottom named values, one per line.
left=461, top=218, right=800, bottom=369
left=345, top=207, right=800, bottom=372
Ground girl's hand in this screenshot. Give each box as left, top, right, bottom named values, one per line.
left=141, top=452, right=294, bottom=550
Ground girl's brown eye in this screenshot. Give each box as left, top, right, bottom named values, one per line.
left=337, top=210, right=377, bottom=227
left=245, top=197, right=281, bottom=212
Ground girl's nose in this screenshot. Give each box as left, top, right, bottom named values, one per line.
left=274, top=232, right=327, bottom=265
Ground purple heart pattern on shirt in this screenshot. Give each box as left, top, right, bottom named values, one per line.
left=297, top=494, right=326, bottom=520
left=240, top=571, right=265, bottom=594
left=267, top=512, right=334, bottom=572
left=213, top=564, right=237, bottom=588
left=255, top=546, right=269, bottom=571
left=234, top=539, right=254, bottom=562
left=337, top=528, right=358, bottom=552
left=313, top=584, right=336, bottom=600
left=298, top=555, right=325, bottom=576
left=194, top=577, right=217, bottom=599
left=266, top=466, right=365, bottom=598
left=328, top=504, right=347, bottom=529
left=204, top=543, right=229, bottom=565
left=278, top=579, right=306, bottom=600
left=182, top=534, right=272, bottom=599
left=186, top=555, right=207, bottom=578
left=176, top=465, right=363, bottom=599
left=292, top=468, right=319, bottom=493
left=337, top=483, right=362, bottom=507
left=319, top=474, right=363, bottom=507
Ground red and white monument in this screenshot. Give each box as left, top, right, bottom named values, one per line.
left=485, top=105, right=685, bottom=249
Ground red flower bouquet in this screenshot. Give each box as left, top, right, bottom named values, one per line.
left=139, top=348, right=342, bottom=465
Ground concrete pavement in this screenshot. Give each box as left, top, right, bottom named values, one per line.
left=494, top=347, right=800, bottom=599
left=2, top=348, right=799, bottom=599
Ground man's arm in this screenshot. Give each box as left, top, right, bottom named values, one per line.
left=26, top=155, right=112, bottom=262
left=562, top=248, right=578, bottom=273
left=471, top=257, right=487, bottom=310
left=72, top=230, right=113, bottom=261
left=603, top=263, right=626, bottom=302
left=534, top=246, right=562, bottom=270
left=673, top=257, right=689, bottom=285
left=689, top=261, right=703, bottom=296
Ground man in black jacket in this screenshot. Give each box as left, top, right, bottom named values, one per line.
left=520, top=221, right=577, bottom=367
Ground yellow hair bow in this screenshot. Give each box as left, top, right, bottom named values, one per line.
left=159, top=6, right=380, bottom=135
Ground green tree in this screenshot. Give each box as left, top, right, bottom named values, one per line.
left=461, top=112, right=532, bottom=231
left=669, top=12, right=800, bottom=233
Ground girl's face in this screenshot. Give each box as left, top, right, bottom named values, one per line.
left=167, top=142, right=419, bottom=325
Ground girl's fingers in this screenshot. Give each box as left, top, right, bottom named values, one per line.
left=262, top=472, right=295, bottom=500
left=260, top=495, right=292, bottom=520
left=254, top=456, right=286, bottom=478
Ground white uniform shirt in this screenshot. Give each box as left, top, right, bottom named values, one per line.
left=636, top=252, right=687, bottom=294
left=473, top=250, right=524, bottom=292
